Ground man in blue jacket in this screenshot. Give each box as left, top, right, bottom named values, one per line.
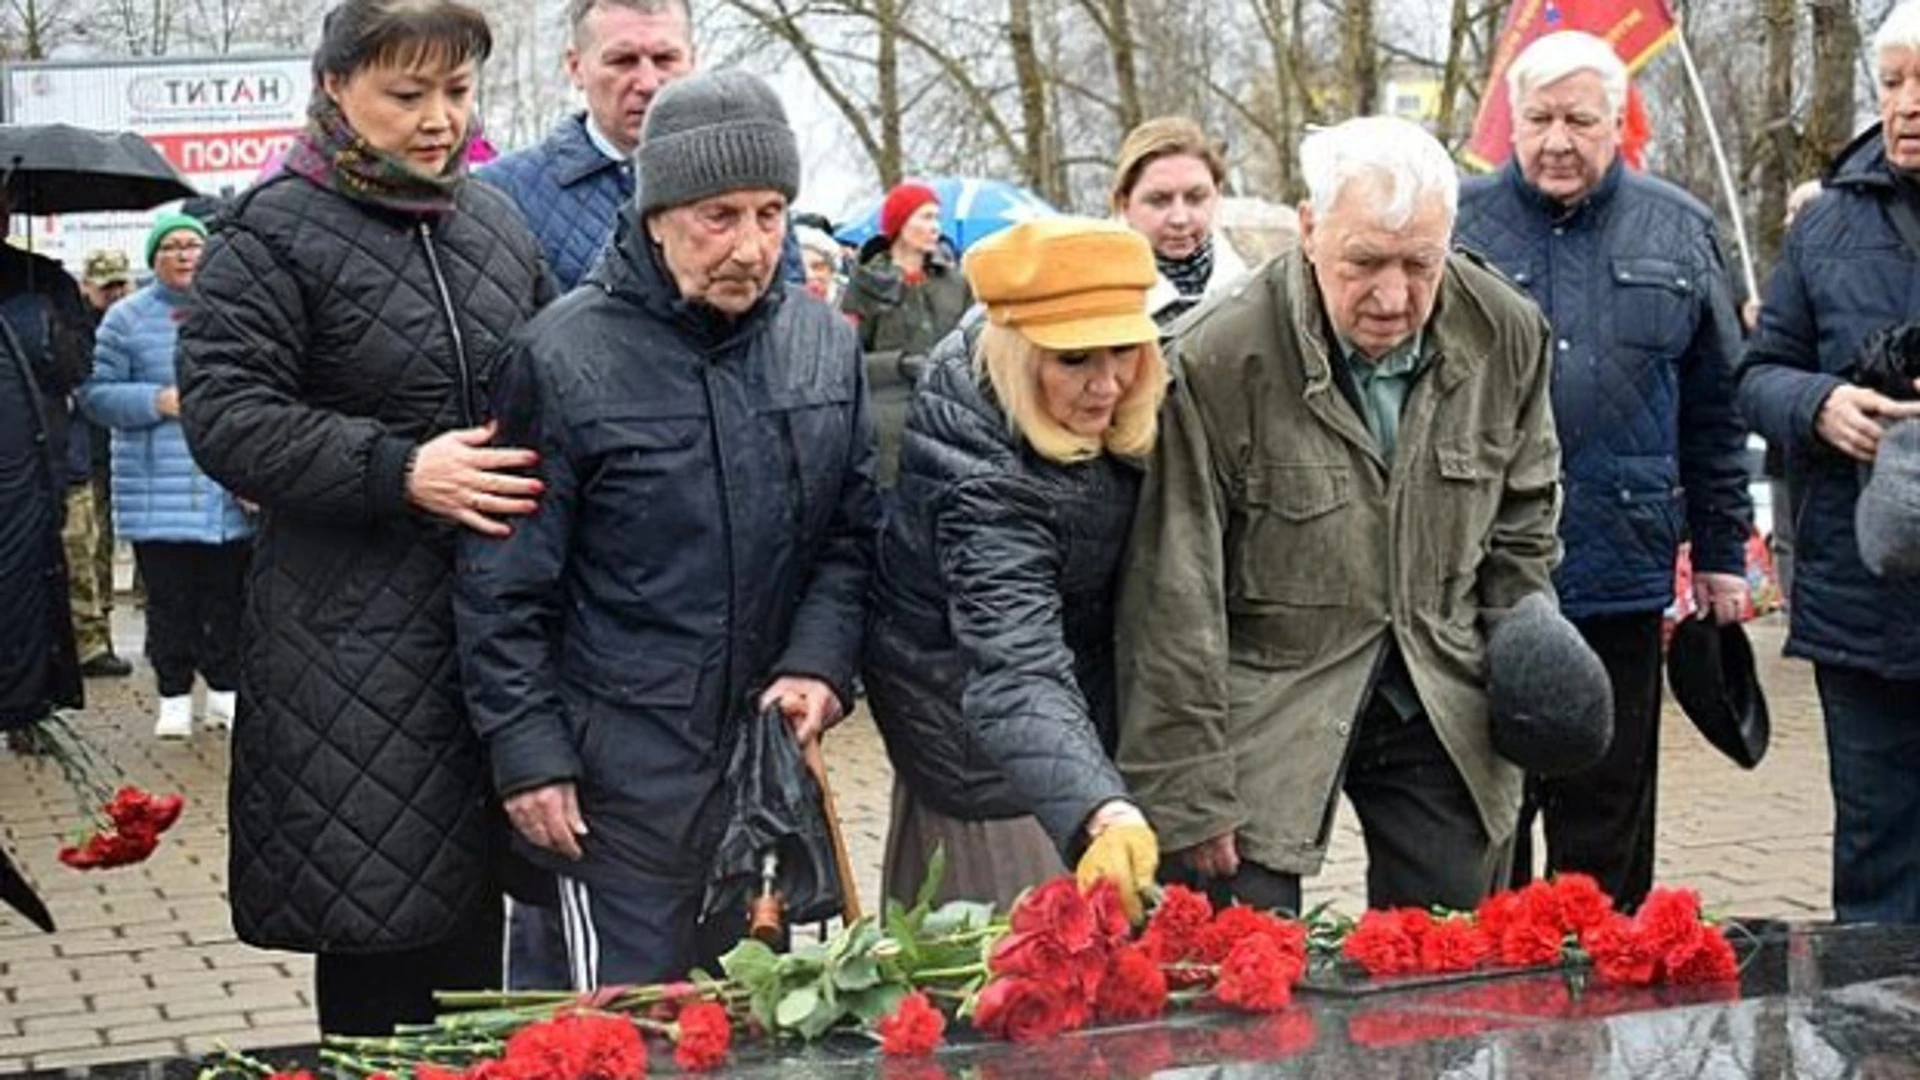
left=1456, top=31, right=1752, bottom=910
left=457, top=70, right=877, bottom=986
left=480, top=0, right=802, bottom=292
left=1739, top=2, right=1920, bottom=925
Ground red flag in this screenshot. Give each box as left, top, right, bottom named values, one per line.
left=1462, top=0, right=1679, bottom=171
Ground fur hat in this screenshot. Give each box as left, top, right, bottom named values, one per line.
left=1857, top=417, right=1920, bottom=578
left=1485, top=593, right=1614, bottom=776
left=636, top=69, right=800, bottom=216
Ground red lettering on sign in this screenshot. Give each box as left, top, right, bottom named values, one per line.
left=146, top=128, right=300, bottom=177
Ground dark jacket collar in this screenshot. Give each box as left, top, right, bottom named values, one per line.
left=1828, top=122, right=1910, bottom=194
left=589, top=205, right=784, bottom=351
left=1500, top=155, right=1626, bottom=223
left=548, top=112, right=628, bottom=189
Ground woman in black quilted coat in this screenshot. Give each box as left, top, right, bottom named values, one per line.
left=864, top=219, right=1165, bottom=920
left=178, top=0, right=552, bottom=1035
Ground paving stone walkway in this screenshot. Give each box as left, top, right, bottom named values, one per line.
left=0, top=611, right=1832, bottom=1073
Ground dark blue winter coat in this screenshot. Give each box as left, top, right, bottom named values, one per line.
left=478, top=113, right=633, bottom=293
left=456, top=206, right=879, bottom=892
left=1737, top=125, right=1920, bottom=679
left=1457, top=160, right=1751, bottom=619
left=480, top=112, right=808, bottom=295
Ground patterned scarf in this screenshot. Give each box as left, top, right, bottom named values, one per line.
left=281, top=91, right=469, bottom=216
left=1156, top=234, right=1216, bottom=302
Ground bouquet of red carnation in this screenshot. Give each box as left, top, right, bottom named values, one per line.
left=30, top=714, right=185, bottom=872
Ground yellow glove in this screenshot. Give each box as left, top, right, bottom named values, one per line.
left=1076, top=822, right=1160, bottom=923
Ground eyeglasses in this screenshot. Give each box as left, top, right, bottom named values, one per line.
left=157, top=240, right=204, bottom=256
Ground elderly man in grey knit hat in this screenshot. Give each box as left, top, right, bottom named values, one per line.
left=457, top=68, right=880, bottom=987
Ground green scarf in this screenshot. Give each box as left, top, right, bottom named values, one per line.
left=282, top=91, right=470, bottom=216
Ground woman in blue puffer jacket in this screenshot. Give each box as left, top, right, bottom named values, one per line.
left=80, top=213, right=252, bottom=740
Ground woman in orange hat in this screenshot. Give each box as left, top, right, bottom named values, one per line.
left=863, top=217, right=1165, bottom=920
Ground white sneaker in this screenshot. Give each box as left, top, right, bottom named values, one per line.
left=154, top=695, right=193, bottom=739
left=204, top=689, right=237, bottom=731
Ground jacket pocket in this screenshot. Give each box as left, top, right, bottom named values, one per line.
left=1229, top=462, right=1352, bottom=669
left=1611, top=256, right=1699, bottom=354
left=1613, top=454, right=1684, bottom=559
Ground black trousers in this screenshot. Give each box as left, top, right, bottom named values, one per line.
left=1168, top=685, right=1502, bottom=914
left=313, top=903, right=504, bottom=1035
left=131, top=540, right=248, bottom=698
left=1510, top=611, right=1664, bottom=910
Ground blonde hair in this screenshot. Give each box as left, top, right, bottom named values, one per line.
left=975, top=323, right=1166, bottom=465
left=1111, top=116, right=1227, bottom=215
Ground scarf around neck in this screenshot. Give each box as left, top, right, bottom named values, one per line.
left=282, top=91, right=469, bottom=216
left=1156, top=234, right=1215, bottom=300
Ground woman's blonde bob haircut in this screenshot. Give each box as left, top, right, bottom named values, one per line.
left=974, top=322, right=1167, bottom=465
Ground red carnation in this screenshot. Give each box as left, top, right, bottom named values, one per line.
left=1197, top=905, right=1306, bottom=967
left=1548, top=873, right=1615, bottom=937
left=1010, top=876, right=1096, bottom=953
left=1093, top=943, right=1168, bottom=1022
left=973, top=976, right=1079, bottom=1042
left=265, top=1072, right=316, bottom=1080
left=1215, top=935, right=1300, bottom=1012
left=1145, top=883, right=1213, bottom=960
left=1634, top=887, right=1707, bottom=955
left=1581, top=912, right=1658, bottom=987
left=412, top=1067, right=465, bottom=1080
left=1497, top=917, right=1567, bottom=967
left=1475, top=889, right=1525, bottom=941
left=1663, top=925, right=1739, bottom=986
left=672, top=1002, right=732, bottom=1072
left=876, top=991, right=946, bottom=1056
left=1341, top=908, right=1425, bottom=976
left=1417, top=917, right=1493, bottom=974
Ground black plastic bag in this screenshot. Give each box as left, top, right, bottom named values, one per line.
left=1850, top=322, right=1920, bottom=401
left=702, top=704, right=844, bottom=926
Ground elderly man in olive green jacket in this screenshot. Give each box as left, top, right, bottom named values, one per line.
left=1117, top=116, right=1563, bottom=915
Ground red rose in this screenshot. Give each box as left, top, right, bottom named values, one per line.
left=1581, top=913, right=1658, bottom=987
left=1341, top=908, right=1423, bottom=976
left=1197, top=905, right=1307, bottom=967
left=1083, top=878, right=1134, bottom=946
left=876, top=991, right=946, bottom=1056
left=1417, top=917, right=1493, bottom=974
left=988, top=929, right=1070, bottom=981
left=973, top=976, right=1080, bottom=1042
left=1548, top=873, right=1614, bottom=936
left=1663, top=925, right=1739, bottom=986
left=1634, top=887, right=1706, bottom=955
left=1010, top=876, right=1096, bottom=953
left=1215, top=935, right=1300, bottom=1013
left=1093, top=943, right=1168, bottom=1022
left=673, top=1001, right=732, bottom=1071
left=1145, top=884, right=1213, bottom=960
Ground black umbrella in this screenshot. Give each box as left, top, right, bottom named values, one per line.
left=0, top=840, right=54, bottom=933
left=0, top=123, right=197, bottom=215
left=703, top=704, right=847, bottom=931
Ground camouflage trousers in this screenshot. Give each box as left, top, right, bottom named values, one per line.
left=61, top=482, right=114, bottom=662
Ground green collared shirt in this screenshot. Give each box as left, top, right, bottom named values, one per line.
left=1336, top=332, right=1425, bottom=462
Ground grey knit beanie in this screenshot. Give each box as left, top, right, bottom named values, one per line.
left=1486, top=592, right=1614, bottom=777
left=1857, top=417, right=1920, bottom=578
left=636, top=69, right=801, bottom=216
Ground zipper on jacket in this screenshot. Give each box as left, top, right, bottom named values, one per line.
left=698, top=359, right=738, bottom=745
left=418, top=221, right=476, bottom=427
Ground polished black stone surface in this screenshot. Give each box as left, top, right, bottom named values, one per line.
left=23, top=922, right=1920, bottom=1079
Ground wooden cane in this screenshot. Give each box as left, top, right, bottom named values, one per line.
left=803, top=739, right=863, bottom=923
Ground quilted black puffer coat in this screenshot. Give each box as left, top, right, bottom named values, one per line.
left=178, top=172, right=551, bottom=953
left=863, top=316, right=1135, bottom=858
left=457, top=208, right=878, bottom=892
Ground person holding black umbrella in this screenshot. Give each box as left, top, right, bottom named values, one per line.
left=177, top=0, right=552, bottom=1034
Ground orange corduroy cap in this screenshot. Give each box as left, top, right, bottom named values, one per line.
left=962, top=218, right=1159, bottom=351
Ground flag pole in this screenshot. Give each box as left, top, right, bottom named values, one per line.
left=1672, top=24, right=1760, bottom=302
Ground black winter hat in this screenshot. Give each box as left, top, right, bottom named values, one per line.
left=1666, top=617, right=1770, bottom=770
left=1486, top=593, right=1614, bottom=776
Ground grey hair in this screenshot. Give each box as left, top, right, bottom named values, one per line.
left=1506, top=31, right=1628, bottom=120
left=1299, top=116, right=1459, bottom=229
left=569, top=0, right=691, bottom=47
left=1875, top=0, right=1920, bottom=58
